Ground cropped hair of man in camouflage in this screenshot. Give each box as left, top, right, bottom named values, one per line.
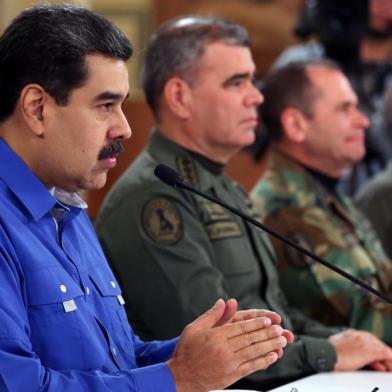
left=251, top=60, right=392, bottom=345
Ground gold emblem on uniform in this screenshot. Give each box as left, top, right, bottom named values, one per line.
left=176, top=157, right=198, bottom=187
left=142, top=198, right=183, bottom=244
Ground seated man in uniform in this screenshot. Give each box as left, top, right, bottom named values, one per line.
left=95, top=17, right=392, bottom=390
left=251, top=60, right=392, bottom=345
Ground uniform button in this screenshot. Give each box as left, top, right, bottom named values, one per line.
left=112, top=347, right=117, bottom=356
left=110, top=281, right=116, bottom=288
left=317, top=356, right=327, bottom=370
left=60, top=284, right=67, bottom=293
left=85, top=287, right=90, bottom=295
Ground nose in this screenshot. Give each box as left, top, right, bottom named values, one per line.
left=355, top=108, right=370, bottom=129
left=108, top=109, right=132, bottom=141
left=245, top=82, right=264, bottom=107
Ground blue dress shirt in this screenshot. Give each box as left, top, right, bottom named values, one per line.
left=0, top=138, right=177, bottom=391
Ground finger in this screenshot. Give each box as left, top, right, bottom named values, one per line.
left=370, top=361, right=387, bottom=372
left=274, top=347, right=283, bottom=358
left=188, top=299, right=226, bottom=331
left=225, top=316, right=273, bottom=339
left=230, top=324, right=283, bottom=352
left=283, top=329, right=295, bottom=344
left=383, top=359, right=392, bottom=371
left=236, top=335, right=288, bottom=363
left=214, top=298, right=238, bottom=327
left=230, top=309, right=282, bottom=325
left=238, top=351, right=279, bottom=378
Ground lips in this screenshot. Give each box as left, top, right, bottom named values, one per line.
left=241, top=117, right=259, bottom=128
left=100, top=156, right=118, bottom=169
left=346, top=133, right=365, bottom=143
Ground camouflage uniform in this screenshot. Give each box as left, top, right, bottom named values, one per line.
left=95, top=131, right=338, bottom=389
left=355, top=161, right=392, bottom=259
left=251, top=149, right=392, bottom=345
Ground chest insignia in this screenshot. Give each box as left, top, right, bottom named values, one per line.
left=202, top=201, right=242, bottom=240
left=142, top=198, right=183, bottom=245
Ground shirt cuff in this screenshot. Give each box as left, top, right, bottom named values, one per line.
left=132, top=363, right=176, bottom=392
left=302, top=336, right=337, bottom=372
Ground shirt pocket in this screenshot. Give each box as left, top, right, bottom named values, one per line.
left=26, top=266, right=84, bottom=323
left=89, top=270, right=135, bottom=362
left=26, top=266, right=101, bottom=369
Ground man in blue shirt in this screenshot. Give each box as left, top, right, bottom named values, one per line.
left=0, top=3, right=292, bottom=391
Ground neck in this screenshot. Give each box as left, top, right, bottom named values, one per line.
left=157, top=119, right=239, bottom=164
left=0, top=116, right=55, bottom=189
left=274, top=144, right=345, bottom=179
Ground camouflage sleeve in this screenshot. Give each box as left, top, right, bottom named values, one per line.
left=263, top=205, right=392, bottom=344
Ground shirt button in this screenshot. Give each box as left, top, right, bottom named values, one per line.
left=317, top=356, right=327, bottom=370
left=112, top=347, right=117, bottom=356
left=110, top=281, right=116, bottom=288
left=60, top=284, right=67, bottom=293
left=85, top=287, right=90, bottom=295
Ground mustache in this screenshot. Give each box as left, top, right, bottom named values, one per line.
left=98, top=141, right=125, bottom=160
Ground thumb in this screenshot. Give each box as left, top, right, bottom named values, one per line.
left=190, top=299, right=226, bottom=331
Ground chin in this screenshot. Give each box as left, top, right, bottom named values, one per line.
left=239, top=133, right=256, bottom=147
left=81, top=174, right=108, bottom=191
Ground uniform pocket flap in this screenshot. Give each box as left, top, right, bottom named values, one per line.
left=89, top=270, right=121, bottom=297
left=26, top=266, right=84, bottom=306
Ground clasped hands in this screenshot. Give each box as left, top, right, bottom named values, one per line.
left=167, top=298, right=294, bottom=392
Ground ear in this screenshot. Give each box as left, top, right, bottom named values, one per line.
left=280, top=107, right=309, bottom=143
left=163, top=77, right=193, bottom=119
left=19, top=84, right=48, bottom=138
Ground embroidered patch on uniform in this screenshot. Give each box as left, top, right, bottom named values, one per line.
left=203, top=202, right=230, bottom=221
left=176, top=157, right=198, bottom=187
left=142, top=198, right=183, bottom=245
left=284, top=232, right=314, bottom=269
left=205, top=221, right=242, bottom=240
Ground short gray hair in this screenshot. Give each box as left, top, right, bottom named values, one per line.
left=142, top=15, right=250, bottom=119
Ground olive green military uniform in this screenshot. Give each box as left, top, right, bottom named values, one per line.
left=95, top=131, right=337, bottom=389
left=355, top=161, right=392, bottom=259
left=251, top=149, right=392, bottom=345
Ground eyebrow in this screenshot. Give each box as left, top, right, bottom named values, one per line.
left=94, top=91, right=129, bottom=103
left=336, top=99, right=358, bottom=110
left=222, top=72, right=254, bottom=87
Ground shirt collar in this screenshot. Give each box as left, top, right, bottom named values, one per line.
left=0, top=138, right=86, bottom=221
left=148, top=130, right=226, bottom=191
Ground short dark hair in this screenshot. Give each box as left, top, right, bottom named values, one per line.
left=260, top=59, right=341, bottom=142
left=0, top=3, right=133, bottom=123
left=142, top=15, right=250, bottom=119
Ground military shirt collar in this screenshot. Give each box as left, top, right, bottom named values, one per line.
left=269, top=148, right=350, bottom=209
left=147, top=129, right=226, bottom=192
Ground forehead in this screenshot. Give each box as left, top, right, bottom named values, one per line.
left=306, top=65, right=356, bottom=103
left=196, top=42, right=255, bottom=77
left=73, top=54, right=129, bottom=97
